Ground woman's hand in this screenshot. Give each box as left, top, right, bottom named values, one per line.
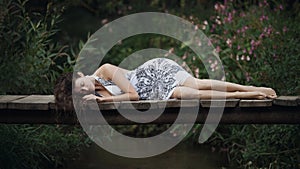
left=82, top=94, right=103, bottom=102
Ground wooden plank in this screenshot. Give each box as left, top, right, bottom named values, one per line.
left=0, top=95, right=300, bottom=124
left=1, top=106, right=299, bottom=124
left=158, top=99, right=199, bottom=108
left=99, top=102, right=120, bottom=110
left=98, top=100, right=200, bottom=110
left=220, top=107, right=300, bottom=124
left=0, top=95, right=27, bottom=109
left=49, top=97, right=56, bottom=110
left=239, top=99, right=273, bottom=107
left=64, top=99, right=238, bottom=111
left=98, top=99, right=238, bottom=110
left=8, top=95, right=54, bottom=110
left=273, top=96, right=299, bottom=106
left=119, top=100, right=159, bottom=110
left=200, top=99, right=239, bottom=108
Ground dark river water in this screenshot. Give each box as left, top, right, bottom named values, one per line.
left=64, top=142, right=227, bottom=169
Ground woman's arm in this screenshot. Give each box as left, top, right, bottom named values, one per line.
left=92, top=63, right=139, bottom=102
left=93, top=64, right=130, bottom=75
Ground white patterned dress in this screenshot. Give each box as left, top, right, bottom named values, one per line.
left=90, top=58, right=192, bottom=100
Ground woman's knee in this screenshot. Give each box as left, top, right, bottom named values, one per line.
left=171, top=87, right=201, bottom=99
left=182, top=77, right=210, bottom=90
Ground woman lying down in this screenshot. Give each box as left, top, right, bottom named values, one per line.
left=54, top=58, right=277, bottom=106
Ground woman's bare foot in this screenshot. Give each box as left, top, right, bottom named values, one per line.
left=257, top=87, right=277, bottom=98
left=246, top=86, right=277, bottom=99
left=234, top=91, right=267, bottom=99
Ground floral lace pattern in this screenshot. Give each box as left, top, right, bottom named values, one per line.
left=134, top=58, right=184, bottom=100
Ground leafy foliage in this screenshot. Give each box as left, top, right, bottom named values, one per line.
left=186, top=1, right=300, bottom=168
left=198, top=0, right=300, bottom=95
left=0, top=0, right=74, bottom=94
left=0, top=124, right=89, bottom=169
left=0, top=1, right=87, bottom=168
left=206, top=125, right=300, bottom=168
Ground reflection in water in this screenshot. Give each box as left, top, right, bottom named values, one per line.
left=65, top=142, right=227, bottom=169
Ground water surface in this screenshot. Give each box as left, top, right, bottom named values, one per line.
left=65, top=142, right=227, bottom=169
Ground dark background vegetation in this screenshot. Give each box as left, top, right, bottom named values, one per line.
left=0, top=0, right=299, bottom=168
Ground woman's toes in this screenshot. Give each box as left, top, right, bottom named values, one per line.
left=267, top=94, right=277, bottom=99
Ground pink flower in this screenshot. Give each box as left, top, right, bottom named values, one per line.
left=251, top=39, right=255, bottom=45
left=214, top=4, right=219, bottom=11
left=226, top=38, right=232, bottom=48
left=260, top=15, right=269, bottom=22
left=245, top=72, right=251, bottom=82
left=210, top=24, right=216, bottom=32
left=240, top=12, right=246, bottom=17
left=215, top=18, right=221, bottom=25
left=283, top=26, right=287, bottom=32
left=241, top=26, right=248, bottom=33
left=101, top=19, right=108, bottom=24
left=279, top=4, right=283, bottom=10
left=198, top=41, right=202, bottom=46
left=194, top=25, right=199, bottom=30
left=220, top=4, right=225, bottom=11
left=117, top=40, right=122, bottom=45
left=246, top=55, right=250, bottom=61
left=255, top=40, right=261, bottom=46
left=259, top=33, right=265, bottom=39
left=210, top=60, right=219, bottom=72
left=194, top=68, right=199, bottom=78
left=182, top=53, right=187, bottom=60
left=207, top=40, right=213, bottom=46
left=249, top=50, right=253, bottom=55
left=227, top=13, right=233, bottom=23
left=215, top=46, right=221, bottom=53
left=241, top=55, right=245, bottom=60
left=164, top=48, right=174, bottom=57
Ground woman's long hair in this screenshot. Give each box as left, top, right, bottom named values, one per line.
left=54, top=72, right=80, bottom=112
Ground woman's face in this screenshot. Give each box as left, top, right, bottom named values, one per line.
left=74, top=77, right=95, bottom=95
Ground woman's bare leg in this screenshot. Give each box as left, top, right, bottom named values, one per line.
left=171, top=86, right=267, bottom=100
left=182, top=77, right=277, bottom=98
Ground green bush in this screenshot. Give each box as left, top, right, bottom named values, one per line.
left=0, top=1, right=87, bottom=168
left=186, top=1, right=300, bottom=168
left=199, top=0, right=300, bottom=94
left=0, top=125, right=89, bottom=169
left=0, top=0, right=74, bottom=94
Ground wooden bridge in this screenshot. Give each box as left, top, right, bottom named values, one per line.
left=0, top=95, right=299, bottom=124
